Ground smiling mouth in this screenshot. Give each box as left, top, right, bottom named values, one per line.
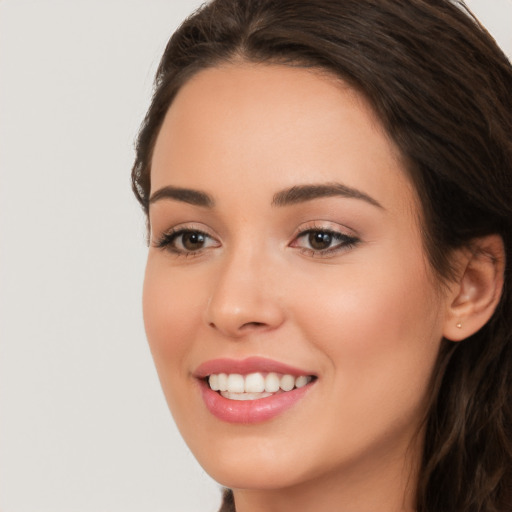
left=206, top=372, right=316, bottom=401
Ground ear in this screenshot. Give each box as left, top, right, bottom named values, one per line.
left=443, top=234, right=505, bottom=342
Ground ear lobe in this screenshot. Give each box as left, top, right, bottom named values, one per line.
left=443, top=234, right=505, bottom=342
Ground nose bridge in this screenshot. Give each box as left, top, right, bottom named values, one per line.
left=205, top=240, right=284, bottom=337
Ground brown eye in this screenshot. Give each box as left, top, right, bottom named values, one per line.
left=308, top=231, right=333, bottom=250
left=291, top=227, right=359, bottom=257
left=181, top=231, right=206, bottom=251
left=156, top=228, right=219, bottom=255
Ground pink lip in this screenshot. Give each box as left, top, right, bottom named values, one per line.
left=194, top=356, right=314, bottom=378
left=198, top=381, right=313, bottom=424
left=194, top=357, right=316, bottom=424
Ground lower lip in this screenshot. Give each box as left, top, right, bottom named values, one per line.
left=198, top=380, right=314, bottom=424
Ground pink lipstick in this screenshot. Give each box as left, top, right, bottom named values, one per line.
left=195, top=357, right=316, bottom=424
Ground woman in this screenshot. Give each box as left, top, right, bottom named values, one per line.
left=132, top=0, right=512, bottom=510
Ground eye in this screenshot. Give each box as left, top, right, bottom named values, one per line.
left=155, top=228, right=220, bottom=256
left=291, top=228, right=359, bottom=257
left=308, top=231, right=337, bottom=251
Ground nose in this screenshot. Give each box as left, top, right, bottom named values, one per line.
left=205, top=248, right=285, bottom=339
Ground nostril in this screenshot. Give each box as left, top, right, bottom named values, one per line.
left=209, top=321, right=266, bottom=330
left=241, top=321, right=267, bottom=329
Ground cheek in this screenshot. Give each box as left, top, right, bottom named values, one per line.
left=290, top=248, right=444, bottom=418
left=142, top=257, right=205, bottom=382
left=294, top=247, right=439, bottom=337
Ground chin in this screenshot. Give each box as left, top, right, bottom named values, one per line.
left=204, top=458, right=310, bottom=491
left=182, top=429, right=314, bottom=491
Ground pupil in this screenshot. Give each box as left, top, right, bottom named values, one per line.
left=183, top=232, right=205, bottom=250
left=309, top=231, right=332, bottom=250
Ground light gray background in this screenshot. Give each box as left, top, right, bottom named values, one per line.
left=0, top=1, right=510, bottom=511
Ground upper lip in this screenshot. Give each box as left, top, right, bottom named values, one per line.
left=194, top=356, right=316, bottom=379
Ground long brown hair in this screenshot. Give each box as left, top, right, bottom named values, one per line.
left=132, top=1, right=512, bottom=510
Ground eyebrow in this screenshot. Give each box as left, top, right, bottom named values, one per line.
left=149, top=182, right=383, bottom=210
left=149, top=186, right=214, bottom=208
left=272, top=183, right=383, bottom=209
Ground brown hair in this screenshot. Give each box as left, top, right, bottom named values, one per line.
left=132, top=1, right=512, bottom=510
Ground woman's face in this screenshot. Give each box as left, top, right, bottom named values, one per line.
left=144, top=64, right=451, bottom=491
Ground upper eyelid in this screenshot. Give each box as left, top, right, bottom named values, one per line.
left=293, top=227, right=357, bottom=244
left=152, top=220, right=359, bottom=246
left=152, top=223, right=217, bottom=242
left=291, top=221, right=360, bottom=244
left=296, top=227, right=343, bottom=236
left=292, top=220, right=358, bottom=238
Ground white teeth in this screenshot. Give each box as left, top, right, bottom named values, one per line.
left=245, top=372, right=265, bottom=393
left=208, top=372, right=313, bottom=396
left=222, top=391, right=274, bottom=401
left=265, top=372, right=280, bottom=393
left=227, top=374, right=245, bottom=393
left=218, top=373, right=228, bottom=392
left=209, top=374, right=220, bottom=391
left=280, top=374, right=295, bottom=392
left=295, top=375, right=309, bottom=388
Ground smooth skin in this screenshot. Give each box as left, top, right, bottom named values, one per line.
left=143, top=64, right=504, bottom=512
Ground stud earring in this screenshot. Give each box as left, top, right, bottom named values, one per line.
left=456, top=321, right=462, bottom=329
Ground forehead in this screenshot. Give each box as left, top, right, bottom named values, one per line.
left=151, top=63, right=417, bottom=215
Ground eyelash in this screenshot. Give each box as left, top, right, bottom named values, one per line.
left=154, top=226, right=359, bottom=258
left=292, top=227, right=359, bottom=257
left=154, top=227, right=218, bottom=257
